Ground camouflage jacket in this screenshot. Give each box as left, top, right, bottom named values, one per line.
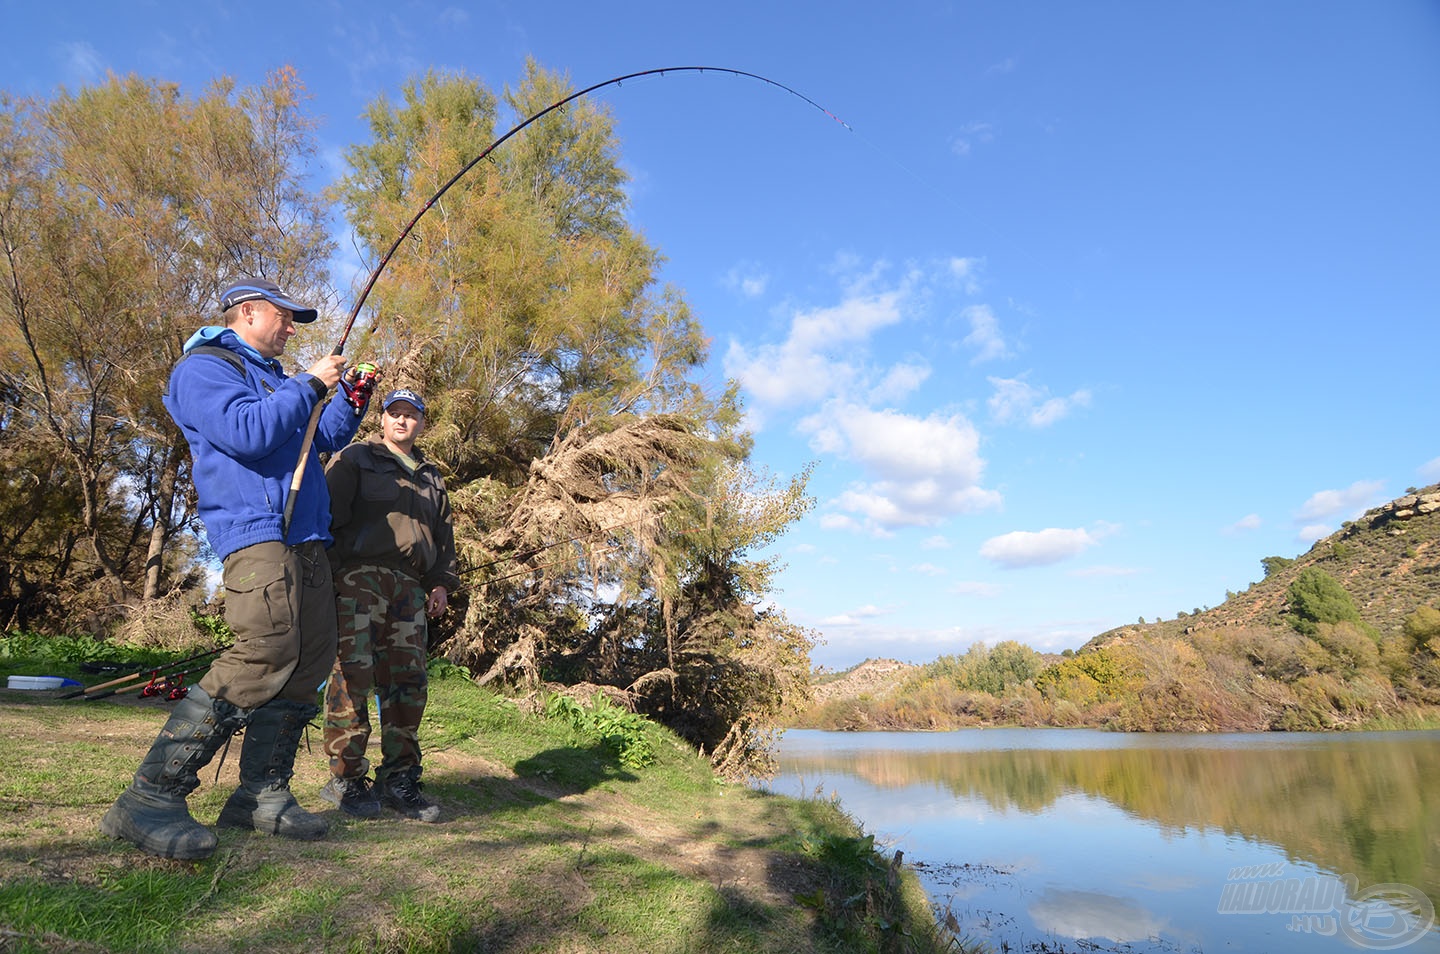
left=324, top=437, right=460, bottom=593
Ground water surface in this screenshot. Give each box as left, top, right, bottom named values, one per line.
left=761, top=728, right=1440, bottom=953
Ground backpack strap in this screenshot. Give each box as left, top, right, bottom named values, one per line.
left=179, top=344, right=247, bottom=378
left=165, top=344, right=250, bottom=404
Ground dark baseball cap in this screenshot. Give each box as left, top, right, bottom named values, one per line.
left=219, top=278, right=318, bottom=323
left=382, top=388, right=427, bottom=414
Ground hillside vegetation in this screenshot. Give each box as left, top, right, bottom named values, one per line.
left=796, top=487, right=1440, bottom=733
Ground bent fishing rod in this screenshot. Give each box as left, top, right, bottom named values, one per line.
left=281, top=66, right=850, bottom=533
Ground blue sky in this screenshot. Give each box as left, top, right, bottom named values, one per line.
left=6, top=1, right=1439, bottom=671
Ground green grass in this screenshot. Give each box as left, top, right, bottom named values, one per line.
left=0, top=644, right=965, bottom=954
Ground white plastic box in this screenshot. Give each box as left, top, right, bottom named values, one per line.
left=6, top=676, right=69, bottom=690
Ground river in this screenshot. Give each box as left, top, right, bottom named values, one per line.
left=760, top=728, right=1440, bottom=953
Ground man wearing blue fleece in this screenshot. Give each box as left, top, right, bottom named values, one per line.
left=102, top=277, right=376, bottom=859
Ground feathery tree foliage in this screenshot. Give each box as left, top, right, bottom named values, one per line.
left=1, top=62, right=816, bottom=771
left=0, top=70, right=333, bottom=629
left=328, top=62, right=817, bottom=771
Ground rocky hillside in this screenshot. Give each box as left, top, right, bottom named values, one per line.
left=1087, top=484, right=1440, bottom=649
left=810, top=658, right=918, bottom=703
left=812, top=486, right=1440, bottom=701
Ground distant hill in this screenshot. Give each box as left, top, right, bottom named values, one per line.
left=1087, top=484, right=1440, bottom=650
left=810, top=658, right=919, bottom=703
left=807, top=486, right=1440, bottom=724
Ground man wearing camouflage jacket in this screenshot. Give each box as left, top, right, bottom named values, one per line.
left=320, top=388, right=460, bottom=822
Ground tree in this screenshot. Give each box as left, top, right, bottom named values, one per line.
left=933, top=640, right=1042, bottom=696
left=332, top=63, right=815, bottom=771
left=0, top=71, right=333, bottom=628
left=1286, top=568, right=1363, bottom=636
left=1261, top=555, right=1295, bottom=578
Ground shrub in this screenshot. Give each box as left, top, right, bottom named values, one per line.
left=1403, top=605, right=1440, bottom=654
left=1311, top=622, right=1381, bottom=676
left=1230, top=626, right=1326, bottom=683
left=0, top=631, right=115, bottom=662
left=545, top=692, right=656, bottom=769
left=1286, top=568, right=1363, bottom=635
left=1034, top=647, right=1129, bottom=704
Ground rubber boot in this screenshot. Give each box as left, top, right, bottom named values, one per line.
left=99, top=686, right=245, bottom=860
left=217, top=699, right=328, bottom=840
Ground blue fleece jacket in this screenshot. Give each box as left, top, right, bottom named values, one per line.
left=164, top=327, right=363, bottom=562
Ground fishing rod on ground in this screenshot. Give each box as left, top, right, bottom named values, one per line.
left=280, top=66, right=850, bottom=535
left=85, top=661, right=214, bottom=702
left=60, top=645, right=225, bottom=700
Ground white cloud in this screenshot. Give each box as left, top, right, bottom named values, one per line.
left=820, top=604, right=886, bottom=626
left=59, top=41, right=105, bottom=85
left=808, top=404, right=1001, bottom=531
left=979, top=527, right=1105, bottom=569
left=961, top=304, right=1009, bottom=363
left=724, top=290, right=904, bottom=408
left=819, top=513, right=862, bottom=532
left=723, top=263, right=769, bottom=298
left=1295, top=480, right=1386, bottom=522
left=987, top=376, right=1091, bottom=428
left=951, top=121, right=996, bottom=157
left=1298, top=523, right=1332, bottom=544
left=921, top=535, right=951, bottom=550
left=830, top=405, right=985, bottom=484
left=868, top=362, right=930, bottom=404
left=724, top=338, right=848, bottom=408
left=1419, top=458, right=1440, bottom=482
left=910, top=563, right=947, bottom=576
left=792, top=290, right=904, bottom=350
left=1223, top=514, right=1262, bottom=535
left=948, top=257, right=984, bottom=295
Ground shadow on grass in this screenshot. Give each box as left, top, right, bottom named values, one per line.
left=511, top=744, right=639, bottom=796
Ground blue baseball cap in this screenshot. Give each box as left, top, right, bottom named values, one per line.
left=219, top=277, right=318, bottom=323
left=382, top=388, right=426, bottom=414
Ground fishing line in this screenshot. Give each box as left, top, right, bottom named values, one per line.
left=337, top=66, right=850, bottom=351
left=284, top=66, right=851, bottom=531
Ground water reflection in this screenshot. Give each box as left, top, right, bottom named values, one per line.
left=764, top=729, right=1440, bottom=953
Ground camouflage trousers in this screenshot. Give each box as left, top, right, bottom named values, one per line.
left=324, top=564, right=429, bottom=783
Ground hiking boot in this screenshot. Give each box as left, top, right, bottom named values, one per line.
left=216, top=699, right=328, bottom=840
left=379, top=767, right=440, bottom=822
left=320, top=775, right=382, bottom=819
left=100, top=686, right=246, bottom=860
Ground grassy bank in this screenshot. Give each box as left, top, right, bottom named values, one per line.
left=0, top=651, right=961, bottom=953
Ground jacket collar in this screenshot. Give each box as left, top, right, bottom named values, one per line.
left=182, top=326, right=282, bottom=374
